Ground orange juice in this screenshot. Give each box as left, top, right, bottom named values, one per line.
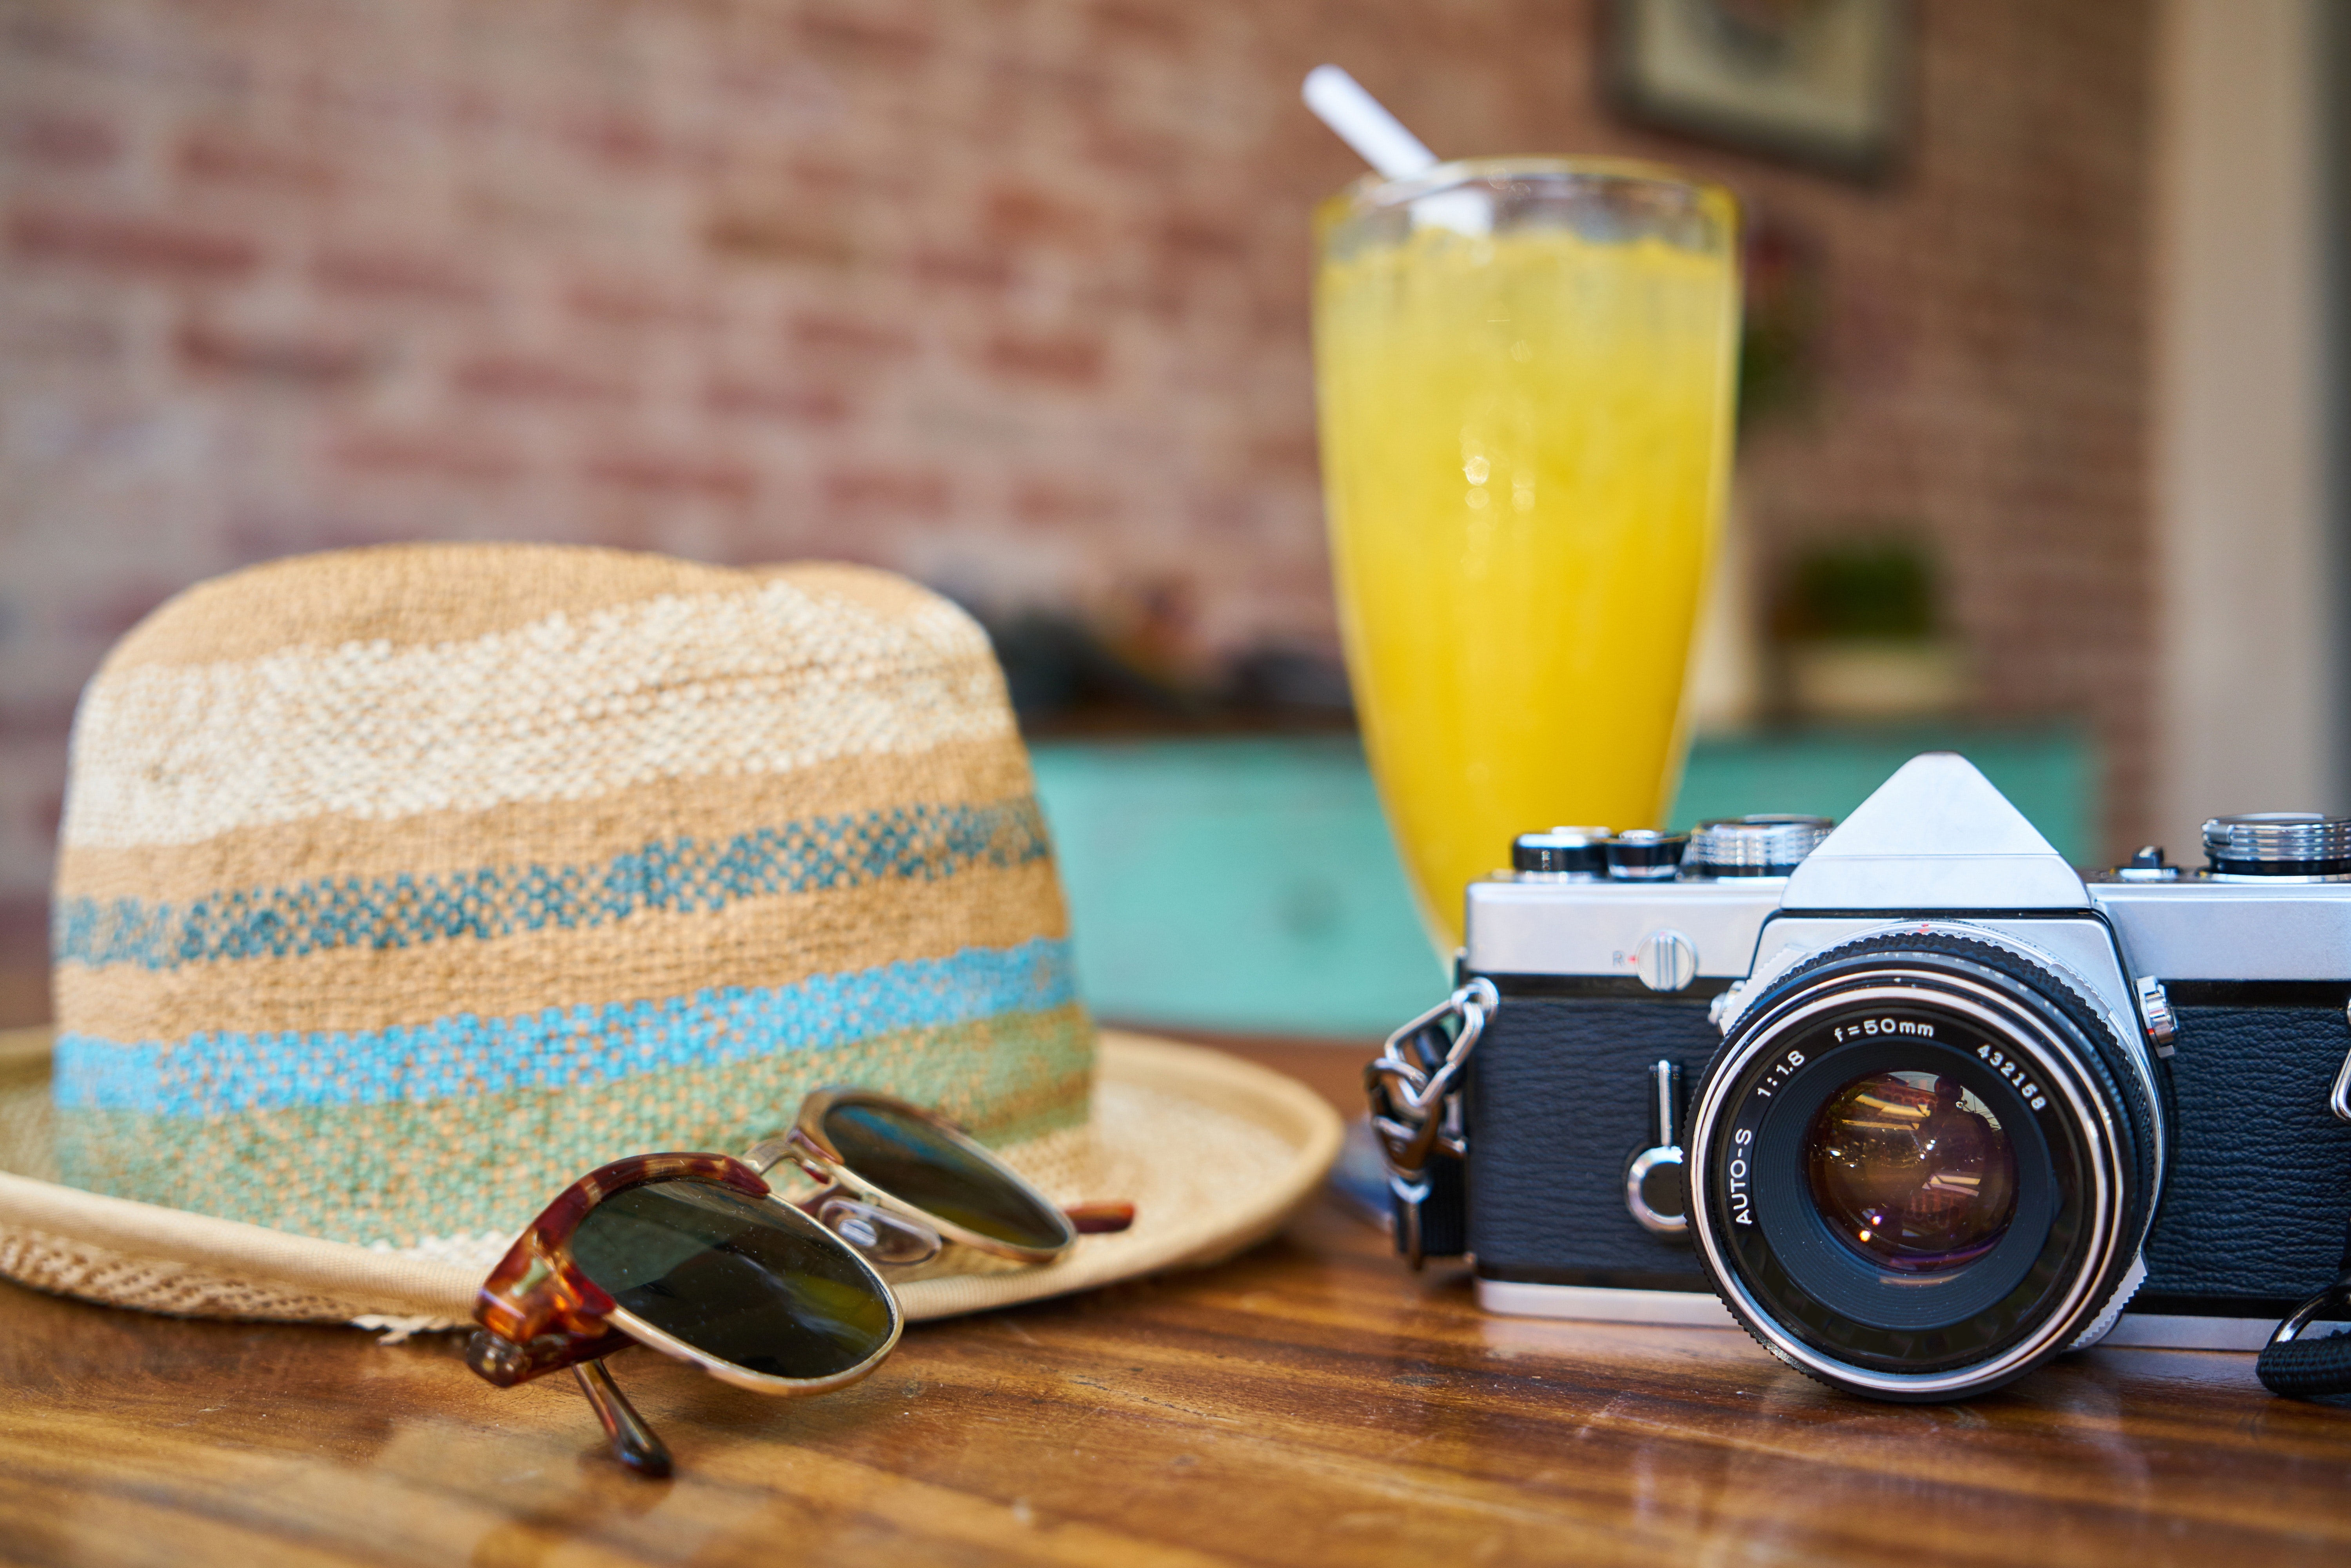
left=1314, top=164, right=1740, bottom=951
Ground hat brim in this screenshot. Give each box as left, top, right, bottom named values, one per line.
left=0, top=1027, right=1342, bottom=1328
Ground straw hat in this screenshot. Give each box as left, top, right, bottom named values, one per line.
left=0, top=544, right=1340, bottom=1329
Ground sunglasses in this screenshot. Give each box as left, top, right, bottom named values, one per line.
left=466, top=1087, right=1133, bottom=1476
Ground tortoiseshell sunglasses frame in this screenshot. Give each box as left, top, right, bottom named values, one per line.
left=466, top=1151, right=904, bottom=1392
left=466, top=1092, right=1129, bottom=1476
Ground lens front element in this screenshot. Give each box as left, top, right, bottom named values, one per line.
left=1804, top=1071, right=2019, bottom=1274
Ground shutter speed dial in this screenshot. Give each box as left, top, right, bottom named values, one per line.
left=1684, top=814, right=1834, bottom=877
left=2202, top=813, right=2351, bottom=880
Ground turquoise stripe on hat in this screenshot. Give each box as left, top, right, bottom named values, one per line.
left=54, top=936, right=1077, bottom=1119
left=53, top=797, right=1052, bottom=973
left=54, top=998, right=1095, bottom=1249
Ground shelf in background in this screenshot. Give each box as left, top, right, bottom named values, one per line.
left=1031, top=724, right=2093, bottom=1038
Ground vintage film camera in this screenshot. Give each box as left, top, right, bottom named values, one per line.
left=1366, top=753, right=2351, bottom=1400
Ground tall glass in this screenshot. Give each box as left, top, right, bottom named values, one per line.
left=1313, top=160, right=1741, bottom=953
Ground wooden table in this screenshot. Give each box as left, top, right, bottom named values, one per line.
left=2, top=1038, right=2347, bottom=1567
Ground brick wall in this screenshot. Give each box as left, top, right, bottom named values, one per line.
left=0, top=0, right=2156, bottom=972
left=1728, top=4, right=2157, bottom=863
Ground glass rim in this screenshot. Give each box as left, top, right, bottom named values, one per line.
left=1325, top=154, right=1739, bottom=222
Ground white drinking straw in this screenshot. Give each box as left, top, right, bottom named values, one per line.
left=1302, top=65, right=1439, bottom=179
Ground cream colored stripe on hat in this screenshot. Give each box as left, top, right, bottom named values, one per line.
left=55, top=735, right=1037, bottom=902
left=64, top=577, right=1011, bottom=850
left=57, top=856, right=1071, bottom=1041
left=98, top=549, right=947, bottom=671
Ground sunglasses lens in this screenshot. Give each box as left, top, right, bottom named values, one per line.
left=569, top=1179, right=893, bottom=1380
left=822, top=1102, right=1071, bottom=1251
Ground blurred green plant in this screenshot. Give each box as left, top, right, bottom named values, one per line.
left=1781, top=536, right=1937, bottom=641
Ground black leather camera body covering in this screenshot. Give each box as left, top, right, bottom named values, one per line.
left=2143, top=984, right=2351, bottom=1312
left=1461, top=974, right=2351, bottom=1314
left=1463, top=982, right=1719, bottom=1293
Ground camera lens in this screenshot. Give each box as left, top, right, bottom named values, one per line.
left=1685, top=930, right=2160, bottom=1401
left=1803, top=1071, right=2019, bottom=1274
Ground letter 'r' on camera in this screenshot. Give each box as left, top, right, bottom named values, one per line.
left=1444, top=751, right=2351, bottom=1402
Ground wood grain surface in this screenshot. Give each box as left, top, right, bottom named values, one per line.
left=2, top=1038, right=2348, bottom=1568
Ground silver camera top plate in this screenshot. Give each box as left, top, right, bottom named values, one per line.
left=1466, top=750, right=2351, bottom=987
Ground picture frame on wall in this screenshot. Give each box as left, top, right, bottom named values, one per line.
left=1605, top=0, right=1910, bottom=182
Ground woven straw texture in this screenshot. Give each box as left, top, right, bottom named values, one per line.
left=45, top=544, right=1093, bottom=1267
left=0, top=1027, right=1342, bottom=1326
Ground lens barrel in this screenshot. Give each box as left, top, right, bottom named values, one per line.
left=1685, top=930, right=2160, bottom=1400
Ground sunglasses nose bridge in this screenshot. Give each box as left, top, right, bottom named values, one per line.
left=741, top=1132, right=833, bottom=1182
left=817, top=1196, right=944, bottom=1265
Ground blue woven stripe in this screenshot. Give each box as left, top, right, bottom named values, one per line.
left=54, top=796, right=1052, bottom=974
left=52, top=936, right=1077, bottom=1118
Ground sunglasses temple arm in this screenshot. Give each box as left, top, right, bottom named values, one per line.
left=1065, top=1200, right=1136, bottom=1234
left=573, top=1358, right=673, bottom=1479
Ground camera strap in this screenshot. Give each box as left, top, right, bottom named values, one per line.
left=2259, top=1036, right=2351, bottom=1398
left=1363, top=978, right=1494, bottom=1269
left=2260, top=1216, right=2351, bottom=1399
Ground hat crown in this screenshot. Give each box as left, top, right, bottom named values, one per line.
left=49, top=544, right=1092, bottom=1262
